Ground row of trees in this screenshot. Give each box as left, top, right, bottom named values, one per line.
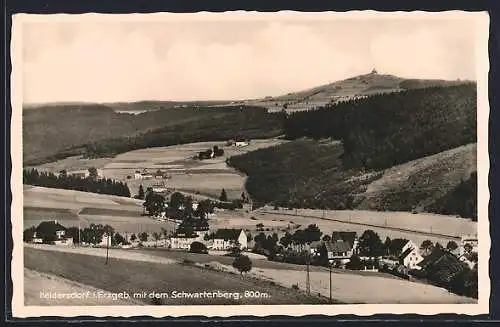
left=23, top=168, right=131, bottom=197
left=23, top=222, right=170, bottom=247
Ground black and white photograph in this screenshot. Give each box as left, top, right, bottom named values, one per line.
left=11, top=11, right=489, bottom=317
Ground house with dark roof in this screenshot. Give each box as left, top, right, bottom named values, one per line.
left=417, top=247, right=467, bottom=286
left=319, top=239, right=356, bottom=265
left=212, top=228, right=247, bottom=250
left=32, top=220, right=73, bottom=246
left=331, top=231, right=358, bottom=253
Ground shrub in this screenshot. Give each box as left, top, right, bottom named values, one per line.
left=345, top=255, right=364, bottom=270
left=189, top=241, right=208, bottom=254
left=232, top=255, right=252, bottom=275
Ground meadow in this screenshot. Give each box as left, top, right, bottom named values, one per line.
left=25, top=246, right=328, bottom=305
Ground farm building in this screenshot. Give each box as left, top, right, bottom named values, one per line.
left=170, top=231, right=205, bottom=250
left=331, top=231, right=359, bottom=253
left=152, top=182, right=168, bottom=193
left=134, top=169, right=154, bottom=180
left=31, top=220, right=73, bottom=246
left=212, top=229, right=247, bottom=250
left=235, top=141, right=249, bottom=147
left=65, top=169, right=103, bottom=179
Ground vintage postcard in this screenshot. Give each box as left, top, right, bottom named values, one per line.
left=10, top=11, right=490, bottom=318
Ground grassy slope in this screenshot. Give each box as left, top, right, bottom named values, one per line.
left=245, top=72, right=470, bottom=112
left=25, top=247, right=328, bottom=305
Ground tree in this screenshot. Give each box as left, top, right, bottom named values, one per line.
left=322, top=234, right=331, bottom=242
left=358, top=230, right=383, bottom=257
left=383, top=237, right=392, bottom=256
left=464, top=243, right=473, bottom=254
left=23, top=226, right=36, bottom=242
left=137, top=184, right=145, bottom=200
left=274, top=203, right=279, bottom=210
left=130, top=233, right=137, bottom=242
left=345, top=254, right=363, bottom=270
left=303, top=224, right=322, bottom=244
left=144, top=192, right=165, bottom=216
left=190, top=241, right=208, bottom=254
left=232, top=255, right=252, bottom=275
left=114, top=233, right=126, bottom=245
left=170, top=192, right=185, bottom=209
left=421, top=240, right=434, bottom=256
left=280, top=232, right=293, bottom=248
left=446, top=241, right=459, bottom=252
left=139, top=232, right=149, bottom=242
left=152, top=232, right=161, bottom=247
left=219, top=189, right=228, bottom=202
left=88, top=167, right=98, bottom=181
left=246, top=232, right=253, bottom=243
left=241, top=192, right=247, bottom=203
left=254, top=232, right=267, bottom=247
left=229, top=246, right=242, bottom=257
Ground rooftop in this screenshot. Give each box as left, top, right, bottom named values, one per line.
left=214, top=228, right=243, bottom=241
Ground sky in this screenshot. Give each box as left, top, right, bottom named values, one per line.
left=20, top=12, right=482, bottom=104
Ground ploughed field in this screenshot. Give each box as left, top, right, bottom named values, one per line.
left=24, top=246, right=328, bottom=305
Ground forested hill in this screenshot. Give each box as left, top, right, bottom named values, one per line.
left=283, top=83, right=476, bottom=170
left=23, top=104, right=284, bottom=165
left=228, top=83, right=478, bottom=219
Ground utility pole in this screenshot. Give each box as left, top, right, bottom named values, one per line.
left=306, top=243, right=311, bottom=296
left=105, top=232, right=109, bottom=265
left=329, top=262, right=332, bottom=303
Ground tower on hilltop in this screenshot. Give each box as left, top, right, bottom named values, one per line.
left=371, top=68, right=378, bottom=74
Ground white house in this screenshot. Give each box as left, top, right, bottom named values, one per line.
left=211, top=229, right=247, bottom=250
left=460, top=234, right=478, bottom=256
left=234, top=141, right=249, bottom=147
left=99, top=232, right=112, bottom=247
left=399, top=241, right=424, bottom=270
left=134, top=170, right=142, bottom=179
left=170, top=233, right=201, bottom=250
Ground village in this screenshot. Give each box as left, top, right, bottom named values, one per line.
left=24, top=178, right=479, bottom=300
left=22, top=135, right=479, bottom=301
